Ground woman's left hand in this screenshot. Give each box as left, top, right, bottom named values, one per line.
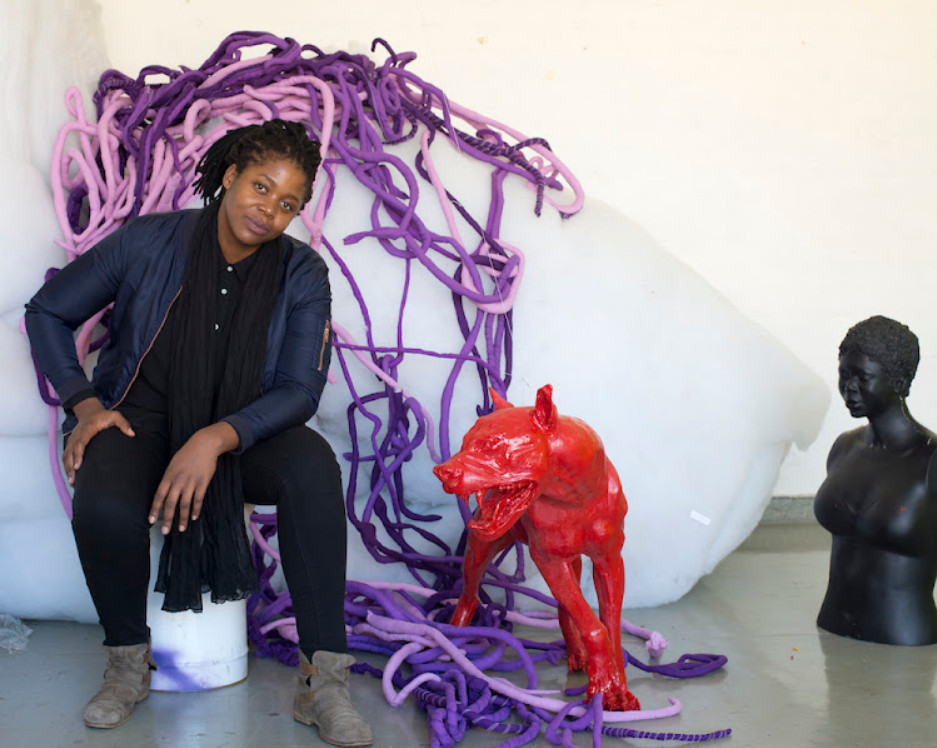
left=149, top=422, right=239, bottom=534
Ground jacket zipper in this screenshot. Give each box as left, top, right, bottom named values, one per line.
left=110, top=286, right=183, bottom=411
left=318, top=320, right=331, bottom=371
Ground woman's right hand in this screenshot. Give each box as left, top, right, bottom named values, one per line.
left=63, top=397, right=135, bottom=486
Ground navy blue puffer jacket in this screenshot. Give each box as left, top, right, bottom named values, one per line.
left=25, top=209, right=332, bottom=452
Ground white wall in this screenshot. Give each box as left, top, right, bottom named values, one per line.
left=92, top=0, right=937, bottom=496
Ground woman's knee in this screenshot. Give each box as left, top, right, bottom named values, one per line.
left=242, top=426, right=343, bottom=504
left=71, top=429, right=165, bottom=534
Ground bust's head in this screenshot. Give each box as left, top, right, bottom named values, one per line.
left=839, top=316, right=919, bottom=399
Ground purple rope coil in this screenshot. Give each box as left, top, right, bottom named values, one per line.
left=41, top=31, right=728, bottom=746
left=250, top=513, right=731, bottom=746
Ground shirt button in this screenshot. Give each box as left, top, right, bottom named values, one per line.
left=221, top=288, right=228, bottom=295
left=227, top=266, right=233, bottom=272
left=214, top=323, right=220, bottom=331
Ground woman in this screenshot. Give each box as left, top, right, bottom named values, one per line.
left=25, top=119, right=372, bottom=745
left=814, top=315, right=937, bottom=645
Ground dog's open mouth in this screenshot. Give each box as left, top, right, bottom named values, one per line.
left=465, top=481, right=537, bottom=539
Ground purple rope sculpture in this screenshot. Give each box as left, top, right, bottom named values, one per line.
left=40, top=31, right=730, bottom=746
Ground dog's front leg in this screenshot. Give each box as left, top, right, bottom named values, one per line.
left=450, top=528, right=515, bottom=626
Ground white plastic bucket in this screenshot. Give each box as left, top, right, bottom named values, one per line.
left=146, top=526, right=248, bottom=691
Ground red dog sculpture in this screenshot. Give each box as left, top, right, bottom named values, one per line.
left=433, top=385, right=639, bottom=711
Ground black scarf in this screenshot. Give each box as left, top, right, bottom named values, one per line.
left=155, top=203, right=284, bottom=612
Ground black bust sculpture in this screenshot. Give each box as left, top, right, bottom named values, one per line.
left=814, top=315, right=937, bottom=645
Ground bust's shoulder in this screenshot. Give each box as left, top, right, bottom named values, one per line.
left=920, top=427, right=937, bottom=448
left=832, top=426, right=869, bottom=450
left=827, top=427, right=868, bottom=469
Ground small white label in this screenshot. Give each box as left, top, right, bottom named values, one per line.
left=690, top=510, right=711, bottom=526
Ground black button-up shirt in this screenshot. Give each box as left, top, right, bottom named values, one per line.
left=116, top=245, right=259, bottom=435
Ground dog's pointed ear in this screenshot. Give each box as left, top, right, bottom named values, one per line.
left=532, top=384, right=557, bottom=431
left=489, top=387, right=513, bottom=410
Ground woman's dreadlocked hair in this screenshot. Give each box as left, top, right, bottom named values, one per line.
left=192, top=118, right=322, bottom=206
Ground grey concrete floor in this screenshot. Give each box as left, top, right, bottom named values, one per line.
left=3, top=524, right=937, bottom=747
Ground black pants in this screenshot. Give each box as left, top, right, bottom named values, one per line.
left=71, top=424, right=348, bottom=657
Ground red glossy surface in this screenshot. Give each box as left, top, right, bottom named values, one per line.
left=434, top=385, right=639, bottom=711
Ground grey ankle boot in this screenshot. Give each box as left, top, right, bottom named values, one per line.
left=83, top=642, right=156, bottom=728
left=293, top=650, right=373, bottom=746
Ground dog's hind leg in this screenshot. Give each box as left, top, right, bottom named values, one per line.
left=592, top=551, right=625, bottom=677
left=558, top=557, right=588, bottom=671
left=536, top=552, right=639, bottom=711
left=591, top=551, right=639, bottom=710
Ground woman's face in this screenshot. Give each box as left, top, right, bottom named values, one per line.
left=217, top=156, right=308, bottom=262
left=838, top=350, right=900, bottom=419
